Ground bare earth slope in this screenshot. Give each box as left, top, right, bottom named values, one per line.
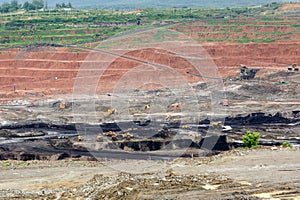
left=0, top=41, right=299, bottom=101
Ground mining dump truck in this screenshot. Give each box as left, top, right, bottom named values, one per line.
left=239, top=65, right=260, bottom=80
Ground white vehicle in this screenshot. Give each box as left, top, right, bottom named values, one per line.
left=222, top=125, right=232, bottom=132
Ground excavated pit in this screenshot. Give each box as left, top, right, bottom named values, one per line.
left=0, top=109, right=299, bottom=161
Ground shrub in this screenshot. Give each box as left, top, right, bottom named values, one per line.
left=3, top=161, right=11, bottom=167
left=242, top=131, right=260, bottom=148
left=282, top=141, right=292, bottom=148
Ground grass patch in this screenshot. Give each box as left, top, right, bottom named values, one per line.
left=237, top=37, right=277, bottom=43
left=0, top=4, right=299, bottom=47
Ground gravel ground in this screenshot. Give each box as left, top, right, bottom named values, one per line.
left=0, top=147, right=299, bottom=199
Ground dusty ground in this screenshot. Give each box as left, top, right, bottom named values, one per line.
left=0, top=147, right=299, bottom=199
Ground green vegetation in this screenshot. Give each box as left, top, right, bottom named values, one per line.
left=55, top=2, right=72, bottom=9
left=0, top=0, right=21, bottom=13
left=242, top=131, right=260, bottom=148
left=2, top=161, right=11, bottom=167
left=237, top=37, right=277, bottom=43
left=23, top=0, right=44, bottom=11
left=282, top=141, right=293, bottom=148
left=0, top=0, right=44, bottom=13
left=0, top=2, right=299, bottom=47
left=0, top=0, right=72, bottom=13
left=1, top=0, right=289, bottom=10
left=2, top=160, right=30, bottom=168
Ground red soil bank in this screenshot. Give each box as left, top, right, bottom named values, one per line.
left=0, top=41, right=299, bottom=101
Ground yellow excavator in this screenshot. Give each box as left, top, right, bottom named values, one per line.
left=104, top=131, right=118, bottom=141
left=123, top=132, right=134, bottom=140
left=77, top=135, right=83, bottom=142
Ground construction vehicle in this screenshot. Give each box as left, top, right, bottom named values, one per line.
left=288, top=64, right=299, bottom=71
left=104, top=131, right=118, bottom=141
left=104, top=131, right=117, bottom=137
left=221, top=100, right=229, bottom=106
left=77, top=135, right=83, bottom=142
left=111, top=135, right=118, bottom=141
left=57, top=135, right=68, bottom=139
left=187, top=64, right=260, bottom=81
left=59, top=103, right=67, bottom=109
left=279, top=81, right=290, bottom=85
left=107, top=109, right=116, bottom=115
left=210, top=121, right=232, bottom=132
left=96, top=134, right=103, bottom=142
left=239, top=65, right=260, bottom=80
left=182, top=125, right=190, bottom=129
left=294, top=64, right=298, bottom=71
left=210, top=121, right=223, bottom=128
left=123, top=132, right=134, bottom=140
left=144, top=104, right=151, bottom=110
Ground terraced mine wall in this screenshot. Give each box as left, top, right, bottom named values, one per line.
left=225, top=111, right=300, bottom=125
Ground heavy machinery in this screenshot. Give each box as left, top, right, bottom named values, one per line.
left=288, top=63, right=299, bottom=71
left=210, top=121, right=223, bottom=128
left=182, top=125, right=190, bottom=129
left=104, top=131, right=117, bottom=137
left=96, top=134, right=103, bottom=142
left=239, top=65, right=260, bottom=80
left=107, top=109, right=116, bottom=115
left=144, top=104, right=151, bottom=110
left=210, top=121, right=232, bottom=132
left=123, top=132, right=134, bottom=140
left=77, top=135, right=83, bottom=142
left=187, top=64, right=259, bottom=81
left=104, top=131, right=118, bottom=141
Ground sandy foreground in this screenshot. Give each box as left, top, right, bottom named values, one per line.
left=0, top=147, right=299, bottom=199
